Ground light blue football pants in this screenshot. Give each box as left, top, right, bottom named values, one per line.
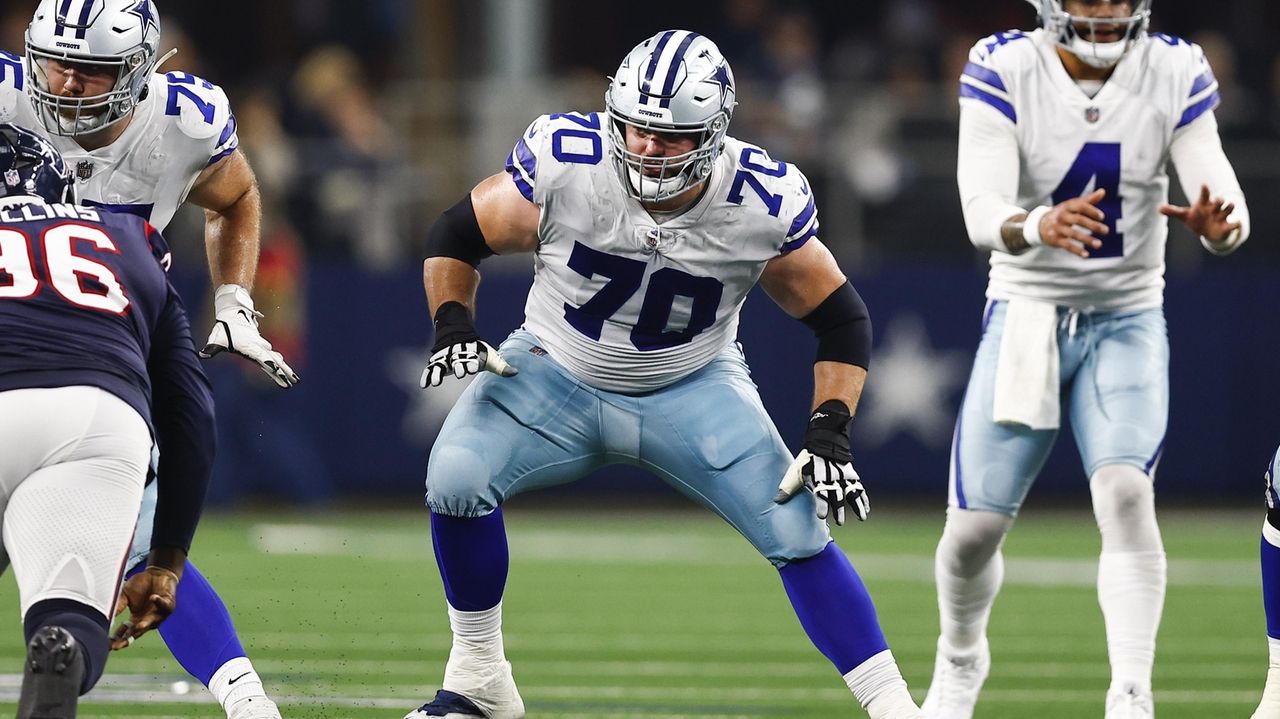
left=950, top=301, right=1169, bottom=516
left=426, top=329, right=831, bottom=567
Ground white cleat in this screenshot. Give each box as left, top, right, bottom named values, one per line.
left=1105, top=684, right=1154, bottom=719
left=1253, top=703, right=1280, bottom=719
left=921, top=638, right=989, bottom=719
left=405, top=658, right=524, bottom=719
left=226, top=695, right=282, bottom=719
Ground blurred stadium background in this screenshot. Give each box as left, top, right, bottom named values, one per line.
left=1, top=0, right=1278, bottom=716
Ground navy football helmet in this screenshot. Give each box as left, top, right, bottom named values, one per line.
left=0, top=123, right=75, bottom=204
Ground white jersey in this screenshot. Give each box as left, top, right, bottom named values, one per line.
left=506, top=112, right=820, bottom=394
left=0, top=51, right=238, bottom=231
left=959, top=29, right=1221, bottom=311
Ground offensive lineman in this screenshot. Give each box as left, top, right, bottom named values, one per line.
left=1255, top=448, right=1280, bottom=719
left=2, top=2, right=297, bottom=717
left=409, top=31, right=922, bottom=719
left=924, top=2, right=1249, bottom=718
left=0, top=123, right=213, bottom=719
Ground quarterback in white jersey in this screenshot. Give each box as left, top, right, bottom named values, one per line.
left=925, top=2, right=1250, bottom=718
left=1, top=2, right=294, bottom=719
left=409, top=30, right=923, bottom=719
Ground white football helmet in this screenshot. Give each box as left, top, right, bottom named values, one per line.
left=605, top=30, right=736, bottom=203
left=1028, top=0, right=1152, bottom=69
left=25, top=0, right=162, bottom=136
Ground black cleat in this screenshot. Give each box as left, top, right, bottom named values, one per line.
left=17, top=626, right=84, bottom=719
left=405, top=689, right=487, bottom=718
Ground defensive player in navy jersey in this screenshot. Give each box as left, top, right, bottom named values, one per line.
left=0, top=123, right=214, bottom=719
left=927, top=2, right=1249, bottom=717
left=407, top=31, right=922, bottom=719
left=2, top=3, right=295, bottom=716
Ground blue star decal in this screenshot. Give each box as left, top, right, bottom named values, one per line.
left=706, top=63, right=733, bottom=103
left=127, top=0, right=158, bottom=34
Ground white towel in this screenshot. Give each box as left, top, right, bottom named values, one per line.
left=992, top=298, right=1060, bottom=430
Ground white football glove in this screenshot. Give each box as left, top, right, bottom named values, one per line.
left=419, top=301, right=517, bottom=389
left=200, top=284, right=300, bottom=388
left=773, top=400, right=870, bottom=526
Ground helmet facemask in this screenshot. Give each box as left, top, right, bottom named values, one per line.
left=1032, top=0, right=1152, bottom=69
left=605, top=31, right=737, bottom=204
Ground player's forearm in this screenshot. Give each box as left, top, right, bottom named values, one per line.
left=424, top=257, right=481, bottom=316
left=1170, top=113, right=1250, bottom=253
left=812, top=361, right=866, bottom=416
left=203, top=183, right=262, bottom=289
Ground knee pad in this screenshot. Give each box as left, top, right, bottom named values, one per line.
left=426, top=445, right=501, bottom=517
left=939, top=507, right=1013, bottom=575
left=1090, top=464, right=1161, bottom=552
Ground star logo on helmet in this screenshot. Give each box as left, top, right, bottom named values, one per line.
left=707, top=63, right=733, bottom=103
left=128, top=0, right=158, bottom=34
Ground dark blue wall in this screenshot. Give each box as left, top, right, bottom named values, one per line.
left=187, top=262, right=1279, bottom=506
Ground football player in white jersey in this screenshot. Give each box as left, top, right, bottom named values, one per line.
left=1255, top=448, right=1280, bottom=719
left=1, top=2, right=296, bottom=718
left=408, top=30, right=922, bottom=719
left=924, top=2, right=1250, bottom=718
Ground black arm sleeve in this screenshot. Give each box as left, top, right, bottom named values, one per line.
left=424, top=194, right=495, bottom=267
left=147, top=284, right=216, bottom=555
left=799, top=281, right=873, bottom=370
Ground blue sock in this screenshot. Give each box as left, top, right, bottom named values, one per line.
left=431, top=508, right=509, bottom=611
left=1263, top=523, right=1280, bottom=639
left=24, top=598, right=109, bottom=694
left=779, top=542, right=890, bottom=674
left=126, top=562, right=247, bottom=686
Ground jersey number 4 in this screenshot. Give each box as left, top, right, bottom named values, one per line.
left=564, top=241, right=724, bottom=351
left=0, top=224, right=130, bottom=314
left=1052, top=142, right=1123, bottom=258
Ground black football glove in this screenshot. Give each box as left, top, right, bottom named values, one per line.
left=419, top=301, right=517, bottom=388
left=773, top=399, right=870, bottom=525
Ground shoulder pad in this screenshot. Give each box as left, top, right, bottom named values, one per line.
left=0, top=52, right=26, bottom=122
left=154, top=72, right=234, bottom=141
left=505, top=111, right=605, bottom=203
left=968, top=30, right=1035, bottom=67
left=722, top=140, right=819, bottom=252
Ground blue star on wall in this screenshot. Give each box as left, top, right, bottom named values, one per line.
left=127, top=0, right=157, bottom=33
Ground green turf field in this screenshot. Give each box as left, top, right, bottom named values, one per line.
left=0, top=503, right=1265, bottom=718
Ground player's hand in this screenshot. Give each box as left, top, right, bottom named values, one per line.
left=1038, top=188, right=1109, bottom=258
left=420, top=301, right=517, bottom=388
left=200, top=284, right=299, bottom=388
left=773, top=400, right=870, bottom=526
left=111, top=566, right=179, bottom=650
left=1159, top=184, right=1242, bottom=244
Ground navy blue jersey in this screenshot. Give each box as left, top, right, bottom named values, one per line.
left=0, top=200, right=175, bottom=427
left=0, top=199, right=214, bottom=552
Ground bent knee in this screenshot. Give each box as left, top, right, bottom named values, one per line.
left=426, top=445, right=501, bottom=517
left=940, top=507, right=1012, bottom=571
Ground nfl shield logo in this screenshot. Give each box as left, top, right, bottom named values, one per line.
left=3, top=169, right=18, bottom=187
left=76, top=160, right=94, bottom=180
left=1085, top=107, right=1100, bottom=124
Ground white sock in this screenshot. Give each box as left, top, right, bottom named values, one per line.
left=1091, top=464, right=1165, bottom=692
left=209, top=657, right=267, bottom=710
left=935, top=508, right=1011, bottom=652
left=843, top=650, right=918, bottom=718
left=1260, top=637, right=1280, bottom=712
left=443, top=601, right=508, bottom=695
left=1097, top=550, right=1166, bottom=691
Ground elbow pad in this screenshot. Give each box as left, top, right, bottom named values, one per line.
left=800, top=281, right=872, bottom=370
left=425, top=194, right=494, bottom=267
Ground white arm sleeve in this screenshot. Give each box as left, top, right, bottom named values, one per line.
left=957, top=103, right=1027, bottom=253
left=1169, top=111, right=1250, bottom=255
